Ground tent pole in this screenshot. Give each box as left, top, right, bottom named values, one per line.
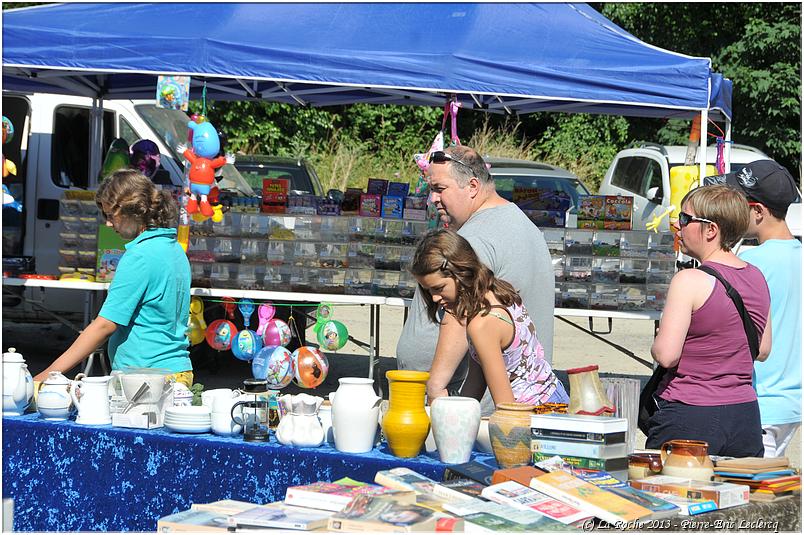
left=724, top=119, right=733, bottom=173
left=698, top=109, right=708, bottom=186
left=89, top=97, right=104, bottom=188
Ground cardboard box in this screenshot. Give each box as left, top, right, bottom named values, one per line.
left=629, top=475, right=750, bottom=509
left=381, top=195, right=404, bottom=219
left=95, top=224, right=131, bottom=282
left=261, top=178, right=289, bottom=213
left=359, top=194, right=382, bottom=217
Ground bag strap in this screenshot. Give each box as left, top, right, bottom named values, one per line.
left=697, top=265, right=760, bottom=361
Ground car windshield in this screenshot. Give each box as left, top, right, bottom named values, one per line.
left=234, top=161, right=317, bottom=195
left=493, top=173, right=590, bottom=208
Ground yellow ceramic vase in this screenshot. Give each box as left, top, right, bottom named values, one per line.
left=381, top=370, right=430, bottom=458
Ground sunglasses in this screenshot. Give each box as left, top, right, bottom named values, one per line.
left=428, top=150, right=474, bottom=172
left=678, top=211, right=714, bottom=227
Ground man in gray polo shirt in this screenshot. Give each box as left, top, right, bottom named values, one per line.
left=396, top=146, right=555, bottom=415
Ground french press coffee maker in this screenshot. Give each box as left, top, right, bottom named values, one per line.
left=230, top=378, right=270, bottom=442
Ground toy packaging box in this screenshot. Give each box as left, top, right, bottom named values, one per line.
left=578, top=195, right=606, bottom=229
left=95, top=224, right=131, bottom=282
left=261, top=178, right=289, bottom=213
left=387, top=181, right=410, bottom=198
left=359, top=194, right=382, bottom=217
left=381, top=195, right=404, bottom=219
left=366, top=178, right=389, bottom=196
left=403, top=196, right=427, bottom=221
left=341, top=188, right=364, bottom=215
left=603, top=195, right=633, bottom=230
left=513, top=185, right=571, bottom=228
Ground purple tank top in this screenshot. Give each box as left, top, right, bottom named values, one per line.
left=467, top=302, right=561, bottom=405
left=658, top=261, right=770, bottom=406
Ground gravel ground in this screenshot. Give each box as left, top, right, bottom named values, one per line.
left=3, top=303, right=799, bottom=466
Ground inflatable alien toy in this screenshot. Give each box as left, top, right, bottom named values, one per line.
left=182, top=119, right=233, bottom=217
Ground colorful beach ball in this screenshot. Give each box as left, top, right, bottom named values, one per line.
left=292, top=346, right=329, bottom=389
left=262, top=318, right=291, bottom=347
left=253, top=345, right=294, bottom=389
left=231, top=329, right=263, bottom=362
left=316, top=320, right=348, bottom=351
left=205, top=319, right=238, bottom=351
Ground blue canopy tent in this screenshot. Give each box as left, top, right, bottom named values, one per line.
left=2, top=2, right=733, bottom=178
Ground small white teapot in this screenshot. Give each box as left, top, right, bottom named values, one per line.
left=2, top=348, right=34, bottom=416
left=37, top=371, right=73, bottom=420
left=275, top=393, right=325, bottom=447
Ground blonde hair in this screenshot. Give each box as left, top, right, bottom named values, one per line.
left=681, top=185, right=749, bottom=250
left=410, top=229, right=520, bottom=323
left=96, top=169, right=178, bottom=236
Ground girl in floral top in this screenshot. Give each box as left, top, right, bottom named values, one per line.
left=411, top=229, right=568, bottom=406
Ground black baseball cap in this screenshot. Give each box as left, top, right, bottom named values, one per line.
left=710, top=160, right=800, bottom=212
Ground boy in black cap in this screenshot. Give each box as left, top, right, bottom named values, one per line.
left=715, top=160, right=801, bottom=457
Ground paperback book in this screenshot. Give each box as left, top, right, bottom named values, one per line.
left=490, top=466, right=547, bottom=487
left=284, top=481, right=415, bottom=512
left=529, top=471, right=654, bottom=525
left=432, top=479, right=487, bottom=502
left=571, top=468, right=679, bottom=519
left=443, top=460, right=497, bottom=486
left=531, top=452, right=628, bottom=472
left=531, top=438, right=627, bottom=459
left=327, top=495, right=462, bottom=532
left=480, top=480, right=592, bottom=525
left=227, top=502, right=333, bottom=530
left=531, top=427, right=626, bottom=445
left=443, top=497, right=576, bottom=532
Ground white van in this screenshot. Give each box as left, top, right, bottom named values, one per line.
left=598, top=143, right=774, bottom=232
left=2, top=92, right=250, bottom=321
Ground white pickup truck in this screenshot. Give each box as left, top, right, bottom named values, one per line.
left=598, top=143, right=801, bottom=239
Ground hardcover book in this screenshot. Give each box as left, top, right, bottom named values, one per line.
left=531, top=438, right=627, bottom=459
left=530, top=413, right=628, bottom=434
left=529, top=471, right=654, bottom=525
left=480, top=480, right=592, bottom=525
left=359, top=194, right=382, bottom=217
left=443, top=460, right=497, bottom=486
left=284, top=481, right=415, bottom=512
left=628, top=476, right=749, bottom=510
left=261, top=178, right=289, bottom=213
left=327, top=495, right=462, bottom=532
left=531, top=427, right=626, bottom=445
left=227, top=502, right=333, bottom=530
left=571, top=469, right=679, bottom=519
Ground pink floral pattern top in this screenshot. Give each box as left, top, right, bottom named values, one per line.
left=468, top=302, right=561, bottom=405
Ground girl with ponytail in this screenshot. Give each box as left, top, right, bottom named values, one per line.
left=410, top=229, right=567, bottom=406
left=35, top=170, right=193, bottom=387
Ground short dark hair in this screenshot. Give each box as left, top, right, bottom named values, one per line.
left=443, top=146, right=491, bottom=186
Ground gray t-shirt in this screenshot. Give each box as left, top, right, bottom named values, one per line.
left=396, top=202, right=555, bottom=415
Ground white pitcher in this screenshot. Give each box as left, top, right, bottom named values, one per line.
left=2, top=348, right=34, bottom=416
left=275, top=393, right=325, bottom=447
left=329, top=377, right=381, bottom=453
left=70, top=374, right=112, bottom=425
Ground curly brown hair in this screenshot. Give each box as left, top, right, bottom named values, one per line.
left=96, top=169, right=178, bottom=237
left=410, top=229, right=521, bottom=324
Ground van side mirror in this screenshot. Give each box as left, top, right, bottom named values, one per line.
left=646, top=187, right=663, bottom=203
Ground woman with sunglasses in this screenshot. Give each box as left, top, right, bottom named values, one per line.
left=646, top=185, right=771, bottom=456
left=34, top=169, right=193, bottom=387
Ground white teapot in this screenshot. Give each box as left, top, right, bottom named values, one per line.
left=3, top=348, right=34, bottom=416
left=275, top=393, right=325, bottom=447
left=37, top=371, right=73, bottom=420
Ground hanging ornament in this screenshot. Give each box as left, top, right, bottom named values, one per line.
left=222, top=296, right=237, bottom=321
left=232, top=299, right=261, bottom=361
left=187, top=297, right=207, bottom=346
left=253, top=345, right=294, bottom=389
left=256, top=303, right=276, bottom=337
left=292, top=346, right=329, bottom=389
left=205, top=319, right=237, bottom=351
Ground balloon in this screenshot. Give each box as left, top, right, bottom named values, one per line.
left=252, top=345, right=294, bottom=389
left=262, top=318, right=291, bottom=347
left=100, top=138, right=130, bottom=180
left=205, top=319, right=238, bottom=351
left=292, top=346, right=329, bottom=389
left=317, top=320, right=348, bottom=351
left=129, top=139, right=161, bottom=179
left=188, top=297, right=207, bottom=345
left=2, top=116, right=14, bottom=144
left=232, top=329, right=262, bottom=362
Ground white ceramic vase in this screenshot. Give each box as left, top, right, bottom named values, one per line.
left=430, top=396, right=481, bottom=464
left=329, top=377, right=381, bottom=453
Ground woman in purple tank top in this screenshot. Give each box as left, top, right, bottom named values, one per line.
left=410, top=229, right=568, bottom=406
left=647, top=185, right=771, bottom=457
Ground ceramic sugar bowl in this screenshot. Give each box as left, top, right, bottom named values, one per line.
left=275, top=393, right=325, bottom=447
left=3, top=347, right=34, bottom=416
left=36, top=371, right=74, bottom=420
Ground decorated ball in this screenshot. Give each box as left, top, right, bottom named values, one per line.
left=292, top=346, right=329, bottom=389
left=231, top=329, right=263, bottom=361
left=205, top=319, right=238, bottom=351
left=252, top=345, right=294, bottom=389
left=316, top=320, right=348, bottom=351
left=187, top=316, right=206, bottom=346
left=2, top=116, right=14, bottom=144
left=262, top=318, right=291, bottom=347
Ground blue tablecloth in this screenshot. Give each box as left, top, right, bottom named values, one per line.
left=2, top=414, right=496, bottom=531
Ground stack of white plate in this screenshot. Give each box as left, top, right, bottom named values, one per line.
left=164, top=406, right=212, bottom=433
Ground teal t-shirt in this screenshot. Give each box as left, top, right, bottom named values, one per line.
left=740, top=239, right=802, bottom=425
left=99, top=227, right=192, bottom=374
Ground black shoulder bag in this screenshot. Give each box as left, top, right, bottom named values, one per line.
left=637, top=265, right=760, bottom=434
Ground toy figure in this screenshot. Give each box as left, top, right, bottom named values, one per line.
left=180, top=119, right=233, bottom=217
left=646, top=205, right=676, bottom=233
left=3, top=184, right=22, bottom=212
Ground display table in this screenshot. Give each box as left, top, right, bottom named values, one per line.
left=1, top=414, right=493, bottom=532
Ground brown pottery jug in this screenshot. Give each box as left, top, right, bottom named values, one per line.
left=660, top=439, right=715, bottom=481
left=488, top=402, right=536, bottom=468
left=627, top=453, right=663, bottom=481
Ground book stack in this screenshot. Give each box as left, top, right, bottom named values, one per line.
left=713, top=457, right=801, bottom=502
left=629, top=475, right=750, bottom=510
left=530, top=413, right=629, bottom=480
